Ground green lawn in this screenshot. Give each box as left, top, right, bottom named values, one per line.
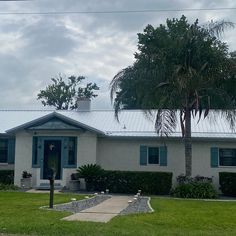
left=0, top=192, right=236, bottom=236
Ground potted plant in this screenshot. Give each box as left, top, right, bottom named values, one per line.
left=69, top=173, right=80, bottom=191
left=20, top=171, right=32, bottom=189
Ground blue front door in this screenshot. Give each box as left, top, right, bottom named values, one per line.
left=40, top=138, right=63, bottom=180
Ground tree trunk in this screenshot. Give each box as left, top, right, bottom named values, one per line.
left=184, top=107, right=192, bottom=176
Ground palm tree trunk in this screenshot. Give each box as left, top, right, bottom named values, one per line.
left=184, top=107, right=192, bottom=176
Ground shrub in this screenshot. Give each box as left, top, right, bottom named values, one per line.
left=0, top=183, right=19, bottom=191
left=77, top=165, right=173, bottom=194
left=171, top=175, right=217, bottom=199
left=0, top=170, right=14, bottom=184
left=219, top=172, right=236, bottom=197
left=77, top=164, right=104, bottom=191
left=99, top=170, right=172, bottom=195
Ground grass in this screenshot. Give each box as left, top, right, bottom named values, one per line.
left=0, top=192, right=236, bottom=236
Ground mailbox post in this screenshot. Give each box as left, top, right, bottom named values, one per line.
left=48, top=169, right=54, bottom=209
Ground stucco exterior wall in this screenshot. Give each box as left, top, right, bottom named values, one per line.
left=14, top=131, right=33, bottom=186
left=97, top=137, right=236, bottom=189
left=13, top=130, right=97, bottom=187
left=97, top=138, right=185, bottom=181
left=77, top=132, right=97, bottom=166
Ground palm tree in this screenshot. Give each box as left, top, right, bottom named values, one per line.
left=110, top=16, right=236, bottom=176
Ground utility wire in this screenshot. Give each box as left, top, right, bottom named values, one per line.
left=0, top=7, right=235, bottom=15
left=0, top=0, right=32, bottom=1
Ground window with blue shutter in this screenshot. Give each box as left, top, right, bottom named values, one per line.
left=0, top=139, right=8, bottom=163
left=7, top=138, right=15, bottom=164
left=160, top=146, right=167, bottom=166
left=140, top=146, right=147, bottom=165
left=219, top=148, right=236, bottom=166
left=140, top=145, right=168, bottom=166
left=0, top=138, right=15, bottom=164
left=211, top=147, right=219, bottom=168
left=62, top=137, right=77, bottom=168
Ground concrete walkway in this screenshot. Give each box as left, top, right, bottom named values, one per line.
left=63, top=195, right=133, bottom=223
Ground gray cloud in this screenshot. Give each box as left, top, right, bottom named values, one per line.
left=0, top=0, right=235, bottom=109
left=20, top=18, right=77, bottom=58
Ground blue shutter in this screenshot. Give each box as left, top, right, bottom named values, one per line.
left=211, top=147, right=219, bottom=168
left=160, top=146, right=167, bottom=166
left=62, top=137, right=69, bottom=167
left=38, top=137, right=44, bottom=179
left=140, top=146, right=147, bottom=165
left=7, top=138, right=15, bottom=164
left=32, top=137, right=38, bottom=167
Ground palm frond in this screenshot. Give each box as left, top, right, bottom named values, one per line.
left=207, top=20, right=235, bottom=38
left=110, top=69, right=125, bottom=101
left=155, top=109, right=177, bottom=137
left=221, top=110, right=236, bottom=131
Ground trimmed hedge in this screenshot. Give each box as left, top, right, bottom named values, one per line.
left=0, top=170, right=14, bottom=185
left=98, top=171, right=172, bottom=195
left=219, top=172, right=236, bottom=197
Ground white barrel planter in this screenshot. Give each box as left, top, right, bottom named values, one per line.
left=20, top=178, right=32, bottom=189
left=69, top=180, right=80, bottom=191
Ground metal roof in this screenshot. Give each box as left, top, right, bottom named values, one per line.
left=0, top=109, right=235, bottom=139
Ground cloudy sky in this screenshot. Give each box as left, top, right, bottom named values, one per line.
left=0, top=0, right=235, bottom=110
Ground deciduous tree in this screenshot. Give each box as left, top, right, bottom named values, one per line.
left=38, top=75, right=99, bottom=110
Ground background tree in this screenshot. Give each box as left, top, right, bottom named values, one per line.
left=110, top=16, right=236, bottom=176
left=37, top=75, right=99, bottom=110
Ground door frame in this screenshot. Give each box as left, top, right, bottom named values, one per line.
left=40, top=137, right=64, bottom=180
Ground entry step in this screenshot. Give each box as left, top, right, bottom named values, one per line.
left=35, top=183, right=63, bottom=190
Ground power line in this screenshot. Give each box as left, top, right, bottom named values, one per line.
left=0, top=0, right=32, bottom=1
left=0, top=7, right=236, bottom=15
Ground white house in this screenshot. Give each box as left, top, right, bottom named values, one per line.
left=0, top=102, right=235, bottom=190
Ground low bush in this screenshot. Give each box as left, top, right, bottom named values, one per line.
left=0, top=170, right=14, bottom=184
left=171, top=175, right=217, bottom=199
left=219, top=172, right=236, bottom=197
left=0, top=183, right=19, bottom=191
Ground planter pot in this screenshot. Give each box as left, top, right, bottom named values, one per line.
left=69, top=180, right=80, bottom=191
left=79, top=178, right=86, bottom=190
left=21, top=178, right=32, bottom=189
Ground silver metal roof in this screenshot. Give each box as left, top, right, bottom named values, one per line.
left=0, top=109, right=235, bottom=139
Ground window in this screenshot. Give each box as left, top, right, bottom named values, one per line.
left=0, top=139, right=8, bottom=163
left=67, top=137, right=76, bottom=166
left=148, top=147, right=159, bottom=164
left=219, top=149, right=236, bottom=166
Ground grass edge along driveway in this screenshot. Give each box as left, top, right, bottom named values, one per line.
left=0, top=192, right=236, bottom=236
